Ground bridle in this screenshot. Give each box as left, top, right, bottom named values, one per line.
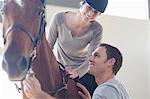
left=2, top=0, right=47, bottom=93
left=3, top=0, right=46, bottom=76
left=2, top=0, right=73, bottom=98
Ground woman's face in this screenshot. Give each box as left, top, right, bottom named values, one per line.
left=79, top=2, right=101, bottom=23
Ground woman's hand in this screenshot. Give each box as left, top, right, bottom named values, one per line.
left=65, top=66, right=79, bottom=79
left=76, top=82, right=91, bottom=99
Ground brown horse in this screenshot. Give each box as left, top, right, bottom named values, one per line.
left=1, top=0, right=81, bottom=98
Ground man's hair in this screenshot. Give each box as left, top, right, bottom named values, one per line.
left=100, top=43, right=123, bottom=75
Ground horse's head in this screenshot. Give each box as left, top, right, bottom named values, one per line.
left=1, top=0, right=46, bottom=81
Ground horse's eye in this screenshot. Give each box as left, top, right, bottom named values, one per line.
left=0, top=5, right=6, bottom=16
left=0, top=11, right=5, bottom=16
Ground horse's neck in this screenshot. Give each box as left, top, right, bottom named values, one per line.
left=24, top=0, right=42, bottom=8
left=32, top=34, right=63, bottom=91
left=22, top=36, right=81, bottom=99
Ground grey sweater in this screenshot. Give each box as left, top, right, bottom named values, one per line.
left=93, top=79, right=131, bottom=99
left=47, top=12, right=103, bottom=77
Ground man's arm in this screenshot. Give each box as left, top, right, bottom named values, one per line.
left=23, top=75, right=56, bottom=99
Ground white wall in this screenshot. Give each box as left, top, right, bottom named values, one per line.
left=148, top=21, right=150, bottom=98
left=98, top=15, right=150, bottom=99
left=46, top=5, right=150, bottom=99
left=105, top=0, right=149, bottom=20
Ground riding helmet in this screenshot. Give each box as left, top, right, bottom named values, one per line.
left=84, top=0, right=108, bottom=13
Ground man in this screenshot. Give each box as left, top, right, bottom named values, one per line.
left=77, top=43, right=131, bottom=99
left=23, top=43, right=130, bottom=99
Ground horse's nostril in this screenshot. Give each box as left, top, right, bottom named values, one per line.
left=19, top=56, right=28, bottom=70
left=2, top=59, right=7, bottom=71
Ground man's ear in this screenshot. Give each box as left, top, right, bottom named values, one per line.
left=107, top=58, right=116, bottom=67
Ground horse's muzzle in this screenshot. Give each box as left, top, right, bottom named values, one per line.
left=2, top=52, right=29, bottom=81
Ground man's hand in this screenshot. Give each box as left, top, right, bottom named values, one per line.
left=22, top=75, right=55, bottom=99
left=76, top=83, right=91, bottom=99
left=23, top=75, right=44, bottom=99
left=65, top=66, right=79, bottom=79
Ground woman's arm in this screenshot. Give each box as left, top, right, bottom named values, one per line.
left=46, top=13, right=60, bottom=49
left=76, top=24, right=103, bottom=78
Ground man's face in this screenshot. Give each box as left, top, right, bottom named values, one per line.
left=89, top=47, right=108, bottom=77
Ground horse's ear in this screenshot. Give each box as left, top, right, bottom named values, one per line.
left=41, top=0, right=45, bottom=4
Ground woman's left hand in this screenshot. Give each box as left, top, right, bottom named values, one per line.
left=65, top=66, right=79, bottom=79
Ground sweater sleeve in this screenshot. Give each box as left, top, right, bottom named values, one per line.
left=46, top=13, right=59, bottom=49
left=75, top=25, right=103, bottom=78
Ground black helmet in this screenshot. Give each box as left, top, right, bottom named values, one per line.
left=84, top=0, right=108, bottom=13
